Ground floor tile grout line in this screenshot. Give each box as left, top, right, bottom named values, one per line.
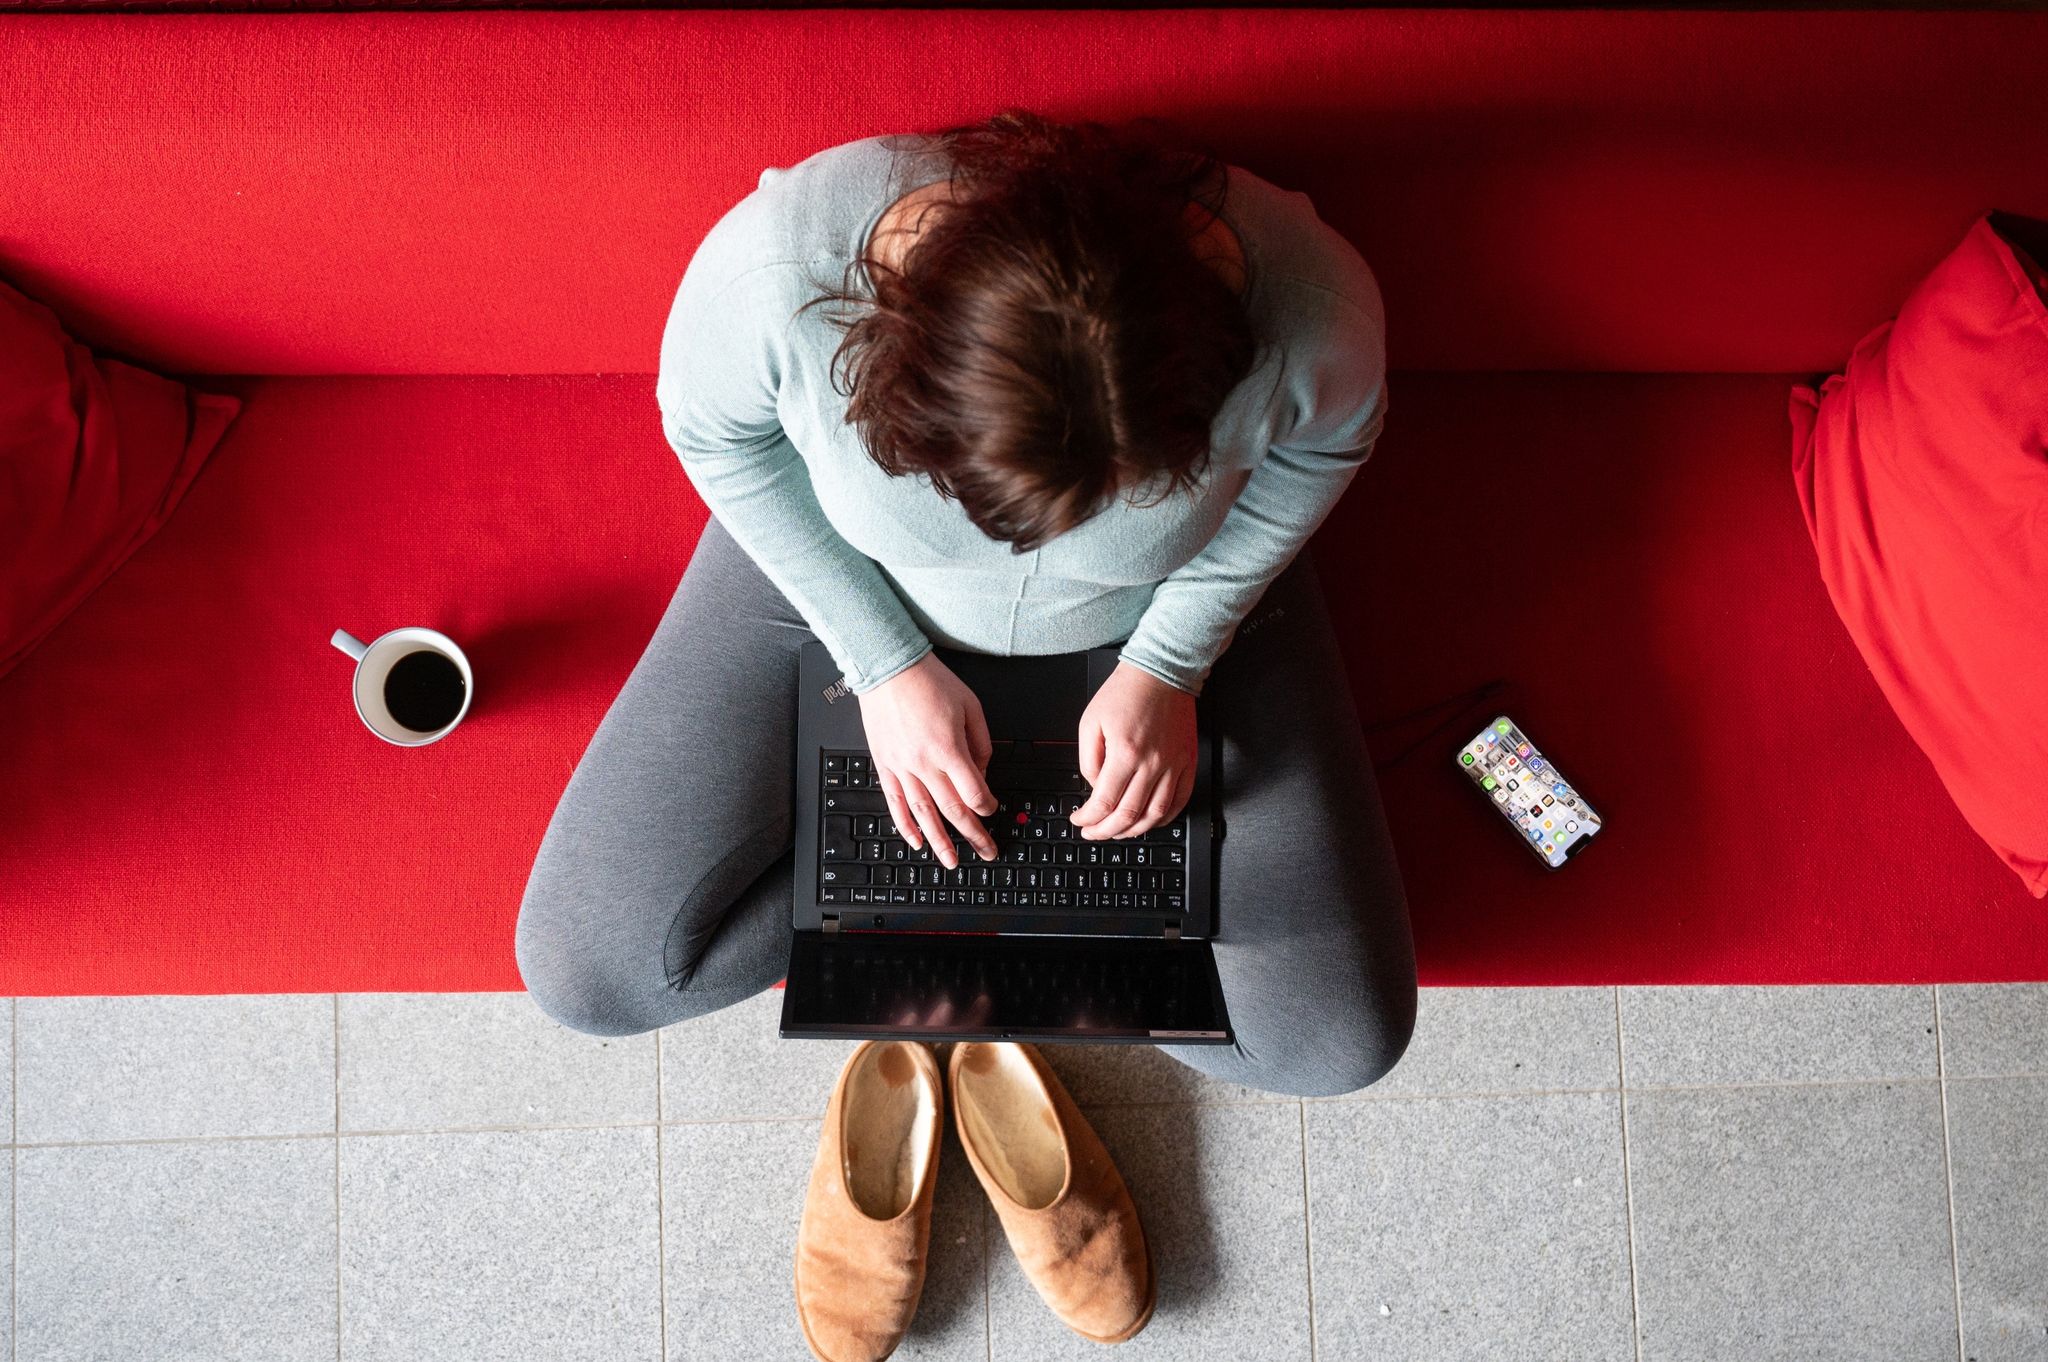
left=1613, top=1073, right=1948, bottom=1096
left=7, top=1061, right=2006, bottom=1155
left=1614, top=988, right=1647, bottom=1362
left=1299, top=1098, right=1319, bottom=1362
left=333, top=994, right=341, bottom=1362
left=1932, top=987, right=1966, bottom=1362
left=1939, top=1068, right=2048, bottom=1085
left=655, top=1027, right=668, bottom=1362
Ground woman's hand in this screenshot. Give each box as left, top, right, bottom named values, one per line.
left=857, top=653, right=1000, bottom=867
left=1071, top=662, right=1199, bottom=840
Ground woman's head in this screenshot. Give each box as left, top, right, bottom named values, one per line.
left=802, top=110, right=1261, bottom=554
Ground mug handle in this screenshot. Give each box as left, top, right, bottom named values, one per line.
left=331, top=629, right=369, bottom=662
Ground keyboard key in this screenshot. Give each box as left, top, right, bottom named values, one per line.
left=821, top=816, right=855, bottom=862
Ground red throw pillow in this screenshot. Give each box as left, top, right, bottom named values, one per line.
left=1791, top=214, right=2048, bottom=897
left=1, top=277, right=239, bottom=679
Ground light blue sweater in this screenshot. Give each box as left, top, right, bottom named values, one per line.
left=656, top=134, right=1386, bottom=697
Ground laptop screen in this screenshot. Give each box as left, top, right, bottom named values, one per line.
left=780, top=930, right=1232, bottom=1043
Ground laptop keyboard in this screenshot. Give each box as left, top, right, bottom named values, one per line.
left=816, top=742, right=1190, bottom=914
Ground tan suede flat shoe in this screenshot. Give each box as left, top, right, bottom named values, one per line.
left=948, top=1041, right=1156, bottom=1343
left=794, top=1040, right=945, bottom=1362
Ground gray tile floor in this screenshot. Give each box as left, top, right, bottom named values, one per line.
left=7, top=984, right=2046, bottom=1362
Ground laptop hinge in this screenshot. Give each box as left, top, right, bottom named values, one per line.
left=821, top=914, right=840, bottom=934
left=1163, top=921, right=1182, bottom=940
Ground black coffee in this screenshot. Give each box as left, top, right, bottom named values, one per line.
left=383, top=650, right=466, bottom=733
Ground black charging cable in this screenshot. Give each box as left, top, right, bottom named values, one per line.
left=1363, top=677, right=1510, bottom=770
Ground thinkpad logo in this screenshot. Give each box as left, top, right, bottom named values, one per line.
left=822, top=676, right=852, bottom=704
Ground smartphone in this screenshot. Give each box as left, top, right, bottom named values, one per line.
left=1456, top=716, right=1602, bottom=869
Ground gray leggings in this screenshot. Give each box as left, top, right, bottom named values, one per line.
left=515, top=517, right=1416, bottom=1098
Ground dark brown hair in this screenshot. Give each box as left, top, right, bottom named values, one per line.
left=797, top=110, right=1262, bottom=554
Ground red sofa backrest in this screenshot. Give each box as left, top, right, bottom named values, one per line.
left=3, top=9, right=2044, bottom=375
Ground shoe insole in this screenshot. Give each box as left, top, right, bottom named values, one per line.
left=842, top=1042, right=938, bottom=1220
left=953, top=1044, right=1068, bottom=1210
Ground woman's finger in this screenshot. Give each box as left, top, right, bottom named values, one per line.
left=1143, top=761, right=1193, bottom=831
left=1089, top=763, right=1163, bottom=840
left=878, top=766, right=921, bottom=850
left=1077, top=714, right=1106, bottom=786
left=898, top=771, right=959, bottom=867
left=1164, top=760, right=1197, bottom=825
left=922, top=765, right=994, bottom=865
left=963, top=700, right=996, bottom=777
left=1071, top=747, right=1132, bottom=829
left=944, top=745, right=997, bottom=818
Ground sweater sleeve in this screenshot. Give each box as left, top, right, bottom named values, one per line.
left=1115, top=274, right=1387, bottom=697
left=656, top=244, right=932, bottom=696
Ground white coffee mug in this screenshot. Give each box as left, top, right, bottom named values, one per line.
left=330, top=626, right=474, bottom=746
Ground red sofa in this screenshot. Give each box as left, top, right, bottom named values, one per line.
left=3, top=9, right=2045, bottom=996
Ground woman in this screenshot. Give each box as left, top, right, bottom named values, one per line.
left=516, top=109, right=1415, bottom=1099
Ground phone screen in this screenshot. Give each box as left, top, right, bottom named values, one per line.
left=1457, top=716, right=1601, bottom=869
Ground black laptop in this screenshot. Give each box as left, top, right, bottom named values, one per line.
left=780, top=641, right=1233, bottom=1045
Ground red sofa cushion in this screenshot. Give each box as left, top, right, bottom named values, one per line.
left=1790, top=217, right=2048, bottom=898
left=2, top=372, right=2040, bottom=996
left=1, top=10, right=2045, bottom=376
left=0, top=276, right=239, bottom=679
